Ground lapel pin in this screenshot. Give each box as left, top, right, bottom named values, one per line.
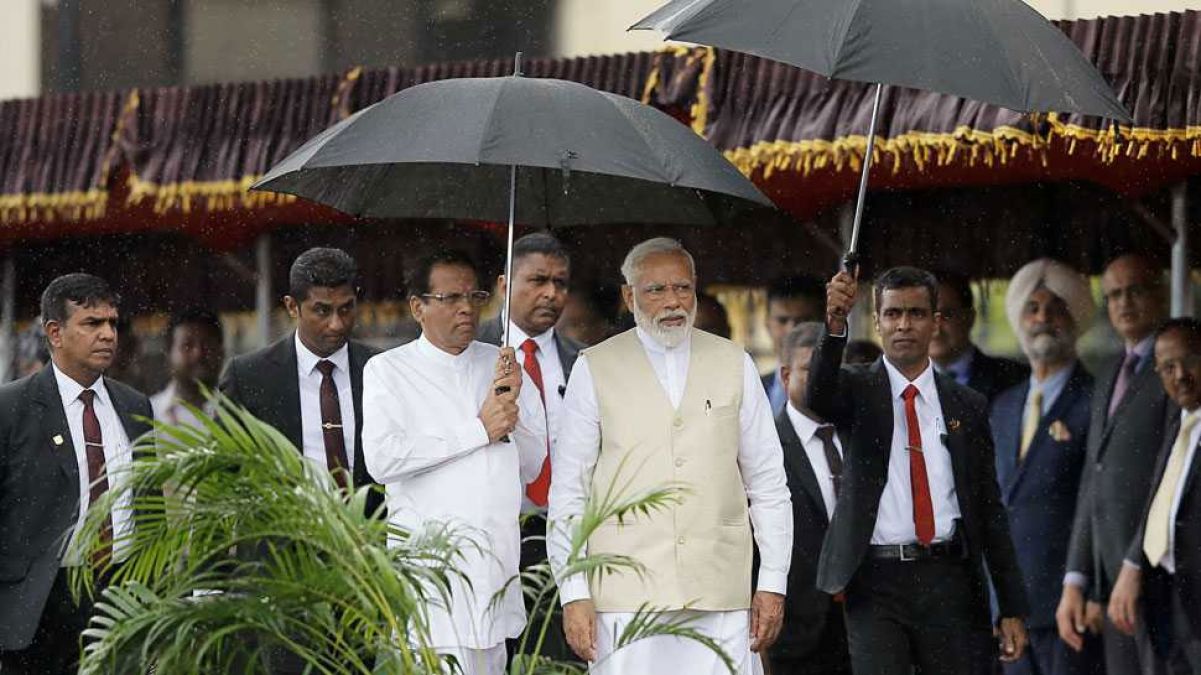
left=52, top=434, right=65, bottom=447
left=947, top=419, right=961, bottom=432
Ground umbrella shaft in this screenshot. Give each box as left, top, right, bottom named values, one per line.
left=502, top=164, right=518, bottom=348
left=848, top=82, right=884, bottom=259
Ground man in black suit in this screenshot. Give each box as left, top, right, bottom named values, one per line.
left=930, top=271, right=1029, bottom=402
left=477, top=232, right=581, bottom=662
left=809, top=266, right=1029, bottom=675
left=1109, top=318, right=1201, bottom=674
left=770, top=321, right=852, bottom=674
left=1059, top=253, right=1171, bottom=673
left=220, top=247, right=382, bottom=518
left=0, top=273, right=153, bottom=674
left=762, top=275, right=827, bottom=417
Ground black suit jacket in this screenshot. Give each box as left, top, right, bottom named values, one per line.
left=966, top=348, right=1029, bottom=403
left=772, top=410, right=850, bottom=665
left=477, top=317, right=583, bottom=380
left=219, top=335, right=384, bottom=518
left=1067, top=353, right=1170, bottom=601
left=1128, top=411, right=1201, bottom=640
left=0, top=366, right=152, bottom=650
left=806, top=331, right=1029, bottom=622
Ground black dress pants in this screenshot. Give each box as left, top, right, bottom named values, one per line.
left=0, top=570, right=91, bottom=675
left=844, top=556, right=997, bottom=675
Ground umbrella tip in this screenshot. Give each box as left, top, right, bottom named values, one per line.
left=513, top=51, right=524, bottom=77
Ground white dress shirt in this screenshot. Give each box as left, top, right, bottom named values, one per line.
left=54, top=364, right=134, bottom=566
left=549, top=327, right=793, bottom=605
left=785, top=403, right=841, bottom=517
left=1157, top=408, right=1201, bottom=574
left=150, top=382, right=214, bottom=430
left=362, top=336, right=547, bottom=650
left=508, top=322, right=566, bottom=449
left=873, top=357, right=962, bottom=545
left=295, top=333, right=356, bottom=473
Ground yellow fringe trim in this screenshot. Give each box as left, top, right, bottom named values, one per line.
left=125, top=174, right=296, bottom=215
left=0, top=190, right=110, bottom=224
left=690, top=46, right=716, bottom=136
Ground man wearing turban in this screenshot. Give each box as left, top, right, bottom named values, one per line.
left=992, top=259, right=1102, bottom=675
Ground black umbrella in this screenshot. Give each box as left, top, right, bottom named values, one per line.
left=252, top=57, right=771, bottom=345
left=631, top=0, right=1133, bottom=266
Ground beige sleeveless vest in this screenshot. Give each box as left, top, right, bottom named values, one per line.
left=585, top=328, right=752, bottom=612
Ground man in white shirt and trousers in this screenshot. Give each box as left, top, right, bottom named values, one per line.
left=363, top=250, right=547, bottom=675
left=549, top=237, right=794, bottom=674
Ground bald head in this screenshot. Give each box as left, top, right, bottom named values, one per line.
left=1102, top=254, right=1166, bottom=346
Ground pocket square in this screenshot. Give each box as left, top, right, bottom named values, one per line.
left=947, top=418, right=961, bottom=432
left=1048, top=420, right=1072, bottom=442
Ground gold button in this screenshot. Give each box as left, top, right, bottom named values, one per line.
left=675, top=458, right=684, bottom=467
left=677, top=537, right=686, bottom=545
left=673, top=416, right=683, bottom=428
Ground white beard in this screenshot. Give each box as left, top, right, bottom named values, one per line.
left=633, top=303, right=695, bottom=348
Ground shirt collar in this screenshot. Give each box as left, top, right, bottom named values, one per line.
left=939, top=347, right=976, bottom=379
left=635, top=326, right=692, bottom=356
left=883, top=355, right=937, bottom=402
left=52, top=362, right=111, bottom=409
left=508, top=321, right=556, bottom=353
left=1028, top=360, right=1076, bottom=409
left=786, top=402, right=825, bottom=443
left=1129, top=334, right=1155, bottom=361
left=414, top=332, right=474, bottom=368
left=294, top=332, right=350, bottom=376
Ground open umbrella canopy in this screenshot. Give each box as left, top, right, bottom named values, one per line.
left=631, top=0, right=1132, bottom=122
left=251, top=74, right=772, bottom=227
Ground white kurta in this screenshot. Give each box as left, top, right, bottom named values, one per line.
left=362, top=336, right=547, bottom=651
left=548, top=328, right=792, bottom=673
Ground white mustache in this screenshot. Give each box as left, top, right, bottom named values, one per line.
left=655, top=310, right=689, bottom=324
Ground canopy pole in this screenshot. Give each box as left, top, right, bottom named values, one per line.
left=1171, top=181, right=1192, bottom=317
left=844, top=82, right=884, bottom=271
left=255, top=233, right=273, bottom=348
left=0, top=254, right=14, bottom=383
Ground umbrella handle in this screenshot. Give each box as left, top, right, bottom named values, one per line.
left=842, top=251, right=861, bottom=275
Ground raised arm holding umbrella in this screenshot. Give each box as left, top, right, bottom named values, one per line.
left=632, top=0, right=1133, bottom=271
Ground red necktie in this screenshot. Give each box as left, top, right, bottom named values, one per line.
left=315, top=360, right=350, bottom=491
left=521, top=338, right=552, bottom=506
left=901, top=384, right=935, bottom=545
left=79, top=389, right=113, bottom=567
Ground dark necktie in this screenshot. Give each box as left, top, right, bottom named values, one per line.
left=814, top=425, right=843, bottom=498
left=521, top=338, right=552, bottom=506
left=1108, top=351, right=1141, bottom=416
left=901, top=384, right=936, bottom=545
left=79, top=389, right=112, bottom=567
left=315, top=360, right=350, bottom=490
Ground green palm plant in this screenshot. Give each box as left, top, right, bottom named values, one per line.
left=69, top=395, right=733, bottom=674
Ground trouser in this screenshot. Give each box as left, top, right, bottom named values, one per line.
left=0, top=570, right=92, bottom=675
left=1002, top=626, right=1103, bottom=675
left=844, top=556, right=997, bottom=675
left=768, top=605, right=852, bottom=675
left=508, top=512, right=577, bottom=664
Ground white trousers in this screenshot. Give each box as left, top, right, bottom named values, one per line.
left=436, top=643, right=507, bottom=675
left=591, top=609, right=764, bottom=675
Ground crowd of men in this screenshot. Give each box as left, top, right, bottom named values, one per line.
left=1, top=233, right=1199, bottom=675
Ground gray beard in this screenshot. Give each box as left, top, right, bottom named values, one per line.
left=633, top=304, right=695, bottom=348
left=1028, top=332, right=1075, bottom=363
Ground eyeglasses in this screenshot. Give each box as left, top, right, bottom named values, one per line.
left=419, top=291, right=491, bottom=307
left=1155, top=354, right=1201, bottom=376
left=638, top=282, right=694, bottom=301
left=1103, top=284, right=1149, bottom=304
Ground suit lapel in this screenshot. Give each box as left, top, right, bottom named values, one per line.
left=1099, top=359, right=1155, bottom=456
left=777, top=414, right=829, bottom=521
left=863, top=360, right=893, bottom=488
left=934, top=375, right=972, bottom=502
left=348, top=341, right=370, bottom=488
left=106, top=380, right=148, bottom=445
left=34, top=368, right=79, bottom=482
left=994, top=382, right=1026, bottom=500
left=556, top=332, right=580, bottom=378
left=273, top=336, right=304, bottom=451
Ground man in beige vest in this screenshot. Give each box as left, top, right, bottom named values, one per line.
left=548, top=237, right=793, bottom=673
